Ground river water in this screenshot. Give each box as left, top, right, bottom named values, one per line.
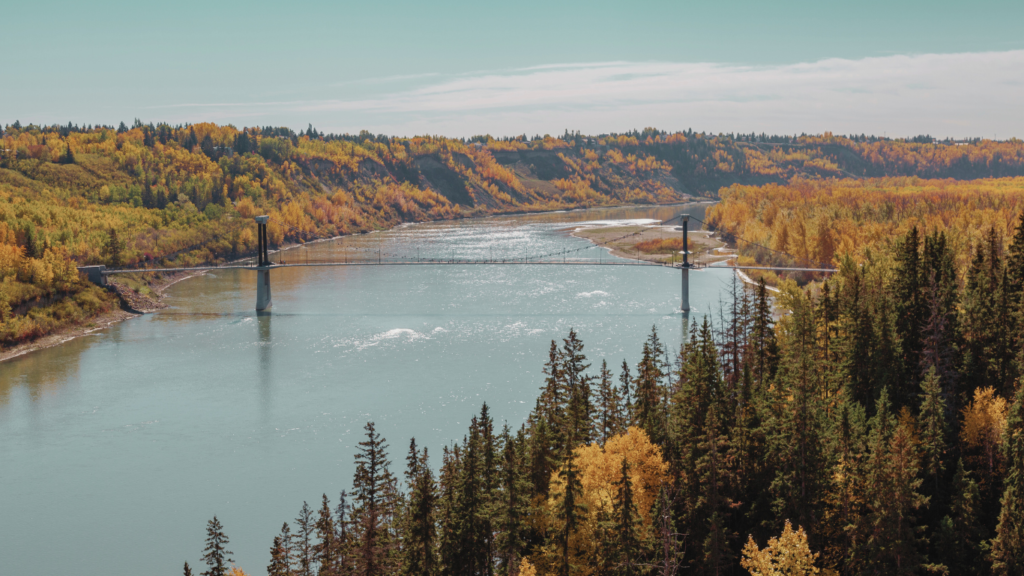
left=0, top=204, right=733, bottom=576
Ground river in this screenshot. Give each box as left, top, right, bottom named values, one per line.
left=0, top=204, right=733, bottom=576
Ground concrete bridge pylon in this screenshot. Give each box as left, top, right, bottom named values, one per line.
left=255, top=216, right=272, bottom=311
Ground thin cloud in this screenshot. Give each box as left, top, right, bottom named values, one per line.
left=156, top=51, right=1024, bottom=137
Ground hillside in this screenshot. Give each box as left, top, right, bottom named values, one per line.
left=1, top=121, right=1023, bottom=347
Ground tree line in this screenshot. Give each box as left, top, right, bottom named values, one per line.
left=189, top=214, right=1024, bottom=576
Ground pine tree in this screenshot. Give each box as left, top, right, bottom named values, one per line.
left=60, top=141, right=75, bottom=164
left=917, top=366, right=947, bottom=498
left=750, top=278, right=778, bottom=393
left=315, top=494, right=338, bottom=576
left=619, top=360, right=634, bottom=426
left=201, top=516, right=234, bottom=576
left=295, top=502, right=315, bottom=576
left=596, top=359, right=624, bottom=443
left=235, top=131, right=252, bottom=154
left=334, top=492, right=352, bottom=576
left=992, top=382, right=1024, bottom=574
left=554, top=457, right=587, bottom=576
left=934, top=459, right=986, bottom=575
left=893, top=226, right=925, bottom=393
left=561, top=328, right=592, bottom=447
left=402, top=441, right=437, bottom=576
left=184, top=562, right=194, bottom=576
left=269, top=533, right=293, bottom=576
left=351, top=422, right=397, bottom=576
left=201, top=134, right=216, bottom=158
left=635, top=326, right=668, bottom=445
left=496, top=425, right=530, bottom=576
left=609, top=458, right=643, bottom=576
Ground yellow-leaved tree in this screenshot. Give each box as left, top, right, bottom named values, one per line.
left=534, top=426, right=668, bottom=576
left=741, top=520, right=820, bottom=576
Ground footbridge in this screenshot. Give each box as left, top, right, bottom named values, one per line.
left=80, top=214, right=836, bottom=312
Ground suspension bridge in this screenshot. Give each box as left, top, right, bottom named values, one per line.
left=78, top=213, right=837, bottom=312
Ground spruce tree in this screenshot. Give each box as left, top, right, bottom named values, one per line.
left=235, top=131, right=252, bottom=154
left=496, top=425, right=530, bottom=576
left=554, top=456, right=587, bottom=576
left=596, top=359, right=624, bottom=443
left=750, top=278, right=778, bottom=392
left=893, top=226, right=924, bottom=393
left=934, top=459, right=986, bottom=575
left=619, top=360, right=634, bottom=426
left=561, top=329, right=592, bottom=447
left=992, top=382, right=1024, bottom=574
left=402, top=442, right=437, bottom=576
left=295, top=501, right=315, bottom=576
left=314, top=494, right=338, bottom=576
left=200, top=516, right=234, bottom=576
left=351, top=422, right=397, bottom=576
left=184, top=562, right=194, bottom=576
left=610, top=458, right=643, bottom=576
left=268, top=534, right=292, bottom=576
left=917, top=366, right=947, bottom=498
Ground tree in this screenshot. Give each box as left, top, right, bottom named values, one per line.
left=104, top=227, right=126, bottom=268
left=992, top=382, right=1024, bottom=574
left=352, top=422, right=397, bottom=576
left=294, top=502, right=315, bottom=576
left=740, top=520, right=820, bottom=576
left=596, top=359, right=624, bottom=444
left=918, top=367, right=947, bottom=480
left=185, top=562, right=195, bottom=576
left=60, top=142, right=75, bottom=164
left=554, top=456, right=587, bottom=576
left=201, top=516, right=234, bottom=576
left=402, top=440, right=437, bottom=576
left=934, top=459, right=986, bottom=575
left=235, top=131, right=252, bottom=154
left=561, top=328, right=592, bottom=447
left=201, top=134, right=216, bottom=158
left=268, top=534, right=292, bottom=576
left=314, top=494, right=338, bottom=576
left=609, top=458, right=643, bottom=575
left=496, top=425, right=530, bottom=576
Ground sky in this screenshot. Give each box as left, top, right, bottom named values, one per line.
left=3, top=0, right=1023, bottom=138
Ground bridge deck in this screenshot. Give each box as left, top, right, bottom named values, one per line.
left=102, top=261, right=837, bottom=274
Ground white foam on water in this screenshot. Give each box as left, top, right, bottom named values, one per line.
left=577, top=290, right=609, bottom=298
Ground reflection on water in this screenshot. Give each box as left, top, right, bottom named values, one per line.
left=0, top=203, right=725, bottom=576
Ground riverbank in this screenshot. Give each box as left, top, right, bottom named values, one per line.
left=0, top=269, right=205, bottom=363
left=569, top=222, right=728, bottom=265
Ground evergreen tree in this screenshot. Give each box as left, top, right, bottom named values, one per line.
left=184, top=562, right=194, bottom=576
left=496, top=425, right=530, bottom=576
left=295, top=502, right=315, bottom=576
left=201, top=134, right=216, bottom=158
left=635, top=326, right=668, bottom=445
left=992, top=382, right=1024, bottom=574
left=235, top=131, right=252, bottom=154
left=351, top=422, right=397, bottom=576
left=595, top=359, right=624, bottom=443
left=554, top=457, right=587, bottom=576
left=917, top=366, right=947, bottom=499
left=750, top=278, right=779, bottom=393
left=402, top=441, right=437, bottom=576
left=269, top=533, right=293, bottom=576
left=934, top=459, right=986, bottom=575
left=334, top=492, right=352, bottom=576
left=619, top=360, right=634, bottom=426
left=893, top=226, right=925, bottom=394
left=201, top=516, right=234, bottom=576
left=315, top=494, right=338, bottom=576
left=60, top=142, right=75, bottom=164
left=609, top=458, right=643, bottom=576
left=104, top=227, right=126, bottom=267
left=561, top=329, right=592, bottom=447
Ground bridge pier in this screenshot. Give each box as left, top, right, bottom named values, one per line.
left=255, top=216, right=272, bottom=311
left=680, top=215, right=692, bottom=312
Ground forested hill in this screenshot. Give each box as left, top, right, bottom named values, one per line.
left=2, top=122, right=1023, bottom=272
left=0, top=121, right=1023, bottom=346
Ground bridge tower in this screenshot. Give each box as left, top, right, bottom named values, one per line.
left=255, top=215, right=272, bottom=311
left=680, top=215, right=693, bottom=312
